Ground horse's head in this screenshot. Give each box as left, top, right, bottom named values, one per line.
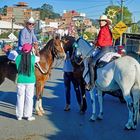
left=61, top=35, right=84, bottom=65
left=61, top=35, right=76, bottom=57
left=72, top=37, right=95, bottom=65
left=50, top=36, right=66, bottom=59
left=72, top=42, right=83, bottom=65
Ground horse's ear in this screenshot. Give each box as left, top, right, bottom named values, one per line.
left=53, top=33, right=60, bottom=40
left=55, top=35, right=60, bottom=40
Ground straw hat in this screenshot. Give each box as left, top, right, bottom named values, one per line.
left=26, top=17, right=35, bottom=24
left=99, top=15, right=112, bottom=25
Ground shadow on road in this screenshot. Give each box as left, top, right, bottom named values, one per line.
left=0, top=67, right=140, bottom=140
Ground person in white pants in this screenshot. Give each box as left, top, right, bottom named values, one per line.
left=16, top=84, right=35, bottom=120
left=14, top=43, right=40, bottom=121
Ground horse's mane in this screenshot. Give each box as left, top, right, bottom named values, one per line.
left=43, top=35, right=60, bottom=52
left=42, top=39, right=53, bottom=51
left=39, top=39, right=54, bottom=57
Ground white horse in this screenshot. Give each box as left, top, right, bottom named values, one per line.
left=74, top=38, right=140, bottom=130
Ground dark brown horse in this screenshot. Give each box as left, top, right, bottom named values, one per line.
left=62, top=35, right=87, bottom=113
left=0, top=36, right=66, bottom=116
left=0, top=56, right=17, bottom=85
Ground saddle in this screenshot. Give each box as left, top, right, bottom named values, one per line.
left=96, top=52, right=121, bottom=69
left=94, top=52, right=121, bottom=82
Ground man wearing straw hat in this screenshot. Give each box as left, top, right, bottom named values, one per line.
left=18, top=17, right=38, bottom=52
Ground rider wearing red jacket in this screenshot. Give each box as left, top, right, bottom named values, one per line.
left=85, top=15, right=115, bottom=90
left=95, top=24, right=113, bottom=47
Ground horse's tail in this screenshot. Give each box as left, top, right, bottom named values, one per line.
left=135, top=63, right=140, bottom=90
left=132, top=62, right=140, bottom=102
left=131, top=62, right=140, bottom=127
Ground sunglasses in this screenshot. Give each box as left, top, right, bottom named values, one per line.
left=99, top=20, right=107, bottom=22
left=28, top=23, right=35, bottom=26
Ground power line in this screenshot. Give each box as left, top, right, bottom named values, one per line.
left=73, top=3, right=110, bottom=11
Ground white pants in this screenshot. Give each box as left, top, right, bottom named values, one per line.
left=16, top=83, right=35, bottom=118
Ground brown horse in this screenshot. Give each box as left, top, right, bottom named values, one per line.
left=0, top=36, right=66, bottom=116
left=35, top=36, right=65, bottom=116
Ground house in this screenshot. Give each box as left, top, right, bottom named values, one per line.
left=0, top=20, right=23, bottom=34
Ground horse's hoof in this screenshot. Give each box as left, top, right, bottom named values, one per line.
left=89, top=114, right=96, bottom=122
left=124, top=126, right=136, bottom=130
left=97, top=112, right=103, bottom=120
left=36, top=111, right=43, bottom=116
left=40, top=109, right=45, bottom=114
left=124, top=123, right=136, bottom=130
left=89, top=117, right=96, bottom=122
left=79, top=110, right=85, bottom=115
left=124, top=126, right=131, bottom=130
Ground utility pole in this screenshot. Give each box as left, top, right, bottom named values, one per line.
left=11, top=16, right=15, bottom=34
left=120, top=0, right=124, bottom=46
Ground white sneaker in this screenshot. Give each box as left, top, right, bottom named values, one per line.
left=27, top=116, right=35, bottom=121
left=17, top=117, right=22, bottom=120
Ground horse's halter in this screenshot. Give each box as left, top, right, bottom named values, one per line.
left=72, top=42, right=94, bottom=65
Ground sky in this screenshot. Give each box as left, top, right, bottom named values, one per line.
left=0, top=0, right=140, bottom=22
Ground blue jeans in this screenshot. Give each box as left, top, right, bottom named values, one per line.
left=88, top=46, right=115, bottom=87
left=64, top=72, right=81, bottom=105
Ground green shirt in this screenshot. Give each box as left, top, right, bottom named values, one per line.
left=15, top=54, right=36, bottom=83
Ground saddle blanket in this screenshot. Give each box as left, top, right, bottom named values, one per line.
left=99, top=52, right=121, bottom=63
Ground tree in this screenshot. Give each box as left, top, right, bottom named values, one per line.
left=34, top=3, right=60, bottom=20
left=104, top=5, right=132, bottom=26
left=41, top=3, right=53, bottom=12
left=131, top=23, right=139, bottom=33
left=0, top=5, right=8, bottom=15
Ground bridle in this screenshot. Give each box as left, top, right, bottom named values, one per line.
left=51, top=40, right=63, bottom=59
left=51, top=39, right=64, bottom=68
left=72, top=41, right=94, bottom=65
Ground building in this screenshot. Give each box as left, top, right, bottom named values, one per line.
left=0, top=20, right=23, bottom=34
left=1, top=2, right=40, bottom=25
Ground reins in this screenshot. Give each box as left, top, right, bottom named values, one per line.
left=80, top=48, right=94, bottom=63
left=35, top=62, right=48, bottom=75
left=73, top=46, right=94, bottom=65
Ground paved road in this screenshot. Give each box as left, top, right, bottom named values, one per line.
left=0, top=63, right=140, bottom=140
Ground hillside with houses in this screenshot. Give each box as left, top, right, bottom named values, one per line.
left=0, top=2, right=97, bottom=42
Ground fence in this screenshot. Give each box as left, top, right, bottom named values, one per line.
left=124, top=33, right=140, bottom=62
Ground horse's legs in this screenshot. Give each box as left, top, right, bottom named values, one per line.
left=131, top=84, right=140, bottom=129
left=121, top=84, right=135, bottom=129
left=124, top=95, right=135, bottom=130
left=38, top=90, right=45, bottom=114
left=133, top=101, right=139, bottom=129
left=89, top=88, right=96, bottom=121
left=97, top=89, right=103, bottom=120
left=72, top=78, right=82, bottom=109
left=119, top=80, right=136, bottom=129
left=35, top=81, right=44, bottom=116
left=80, top=79, right=87, bottom=113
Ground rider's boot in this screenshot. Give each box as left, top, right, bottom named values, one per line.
left=85, top=59, right=95, bottom=91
